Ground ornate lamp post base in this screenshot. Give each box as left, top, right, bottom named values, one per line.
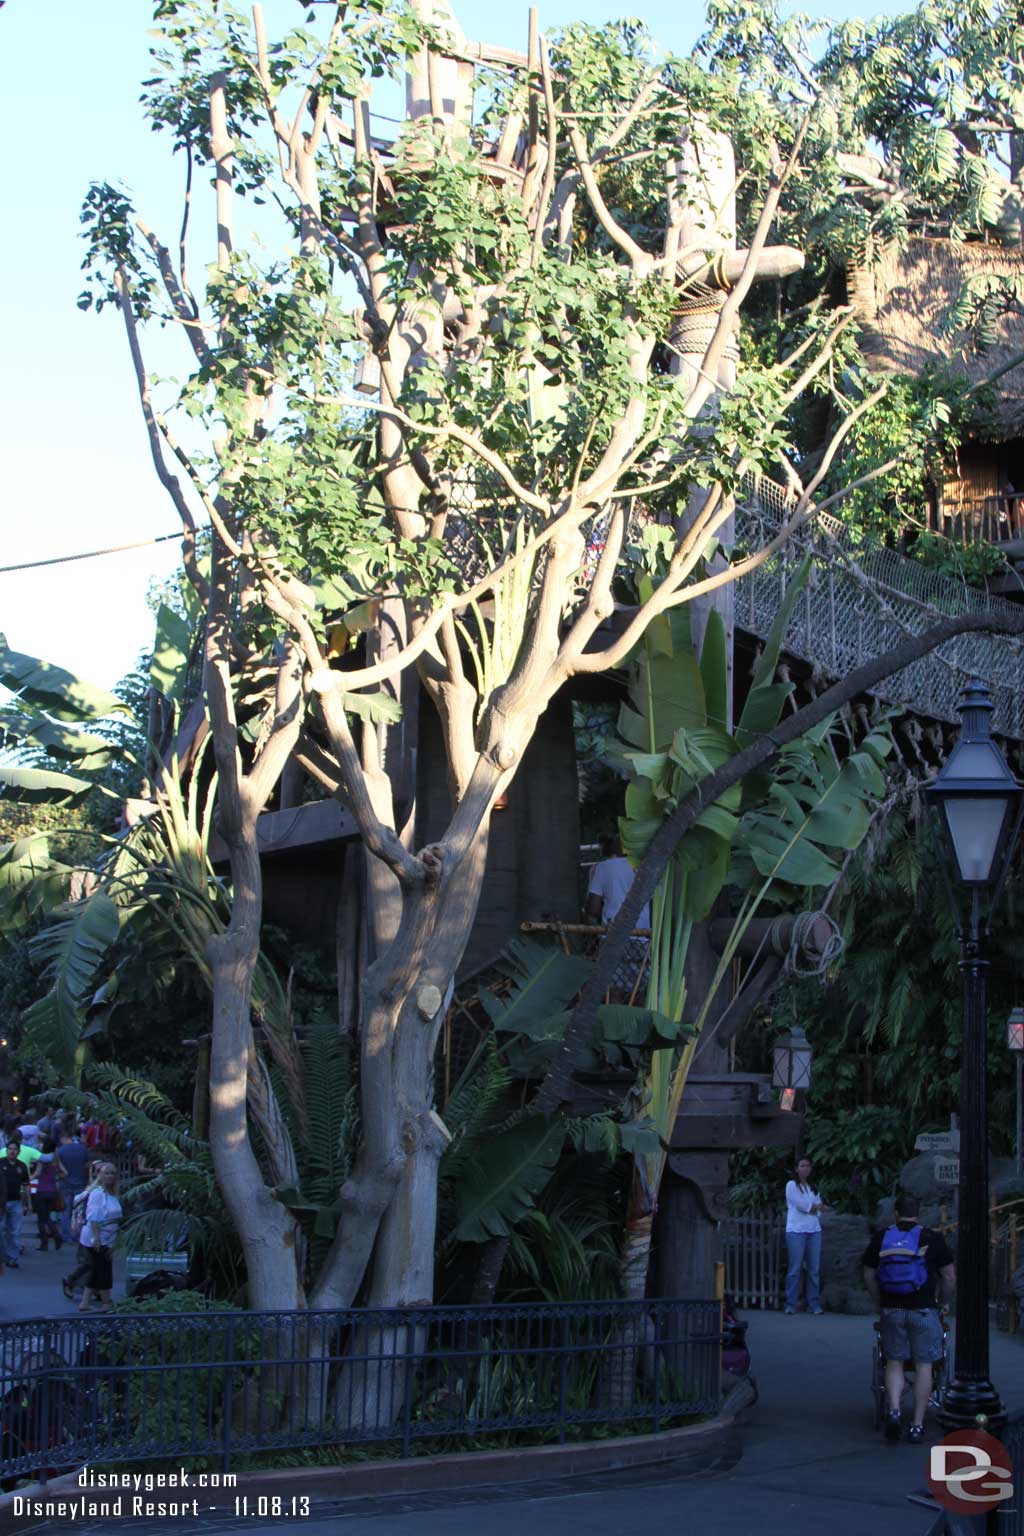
left=941, top=1376, right=1006, bottom=1433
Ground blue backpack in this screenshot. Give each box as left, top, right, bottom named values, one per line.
left=878, top=1223, right=929, bottom=1295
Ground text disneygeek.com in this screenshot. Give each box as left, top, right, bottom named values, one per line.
left=9, top=1467, right=311, bottom=1522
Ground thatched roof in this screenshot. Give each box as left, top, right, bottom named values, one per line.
left=849, top=237, right=1024, bottom=440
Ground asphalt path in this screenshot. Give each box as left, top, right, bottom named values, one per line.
left=6, top=1259, right=1024, bottom=1536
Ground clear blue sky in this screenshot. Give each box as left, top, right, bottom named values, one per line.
left=1, top=0, right=901, bottom=690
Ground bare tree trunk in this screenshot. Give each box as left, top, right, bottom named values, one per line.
left=334, top=824, right=493, bottom=1428
left=207, top=828, right=303, bottom=1312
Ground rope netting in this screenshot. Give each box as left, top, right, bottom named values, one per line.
left=734, top=475, right=1024, bottom=739
left=439, top=459, right=1024, bottom=739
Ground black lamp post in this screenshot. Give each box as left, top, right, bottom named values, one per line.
left=927, top=679, right=1024, bottom=1432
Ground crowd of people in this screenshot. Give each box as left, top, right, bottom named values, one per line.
left=1, top=1102, right=123, bottom=1312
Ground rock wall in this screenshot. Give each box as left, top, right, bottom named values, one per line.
left=819, top=1212, right=874, bottom=1314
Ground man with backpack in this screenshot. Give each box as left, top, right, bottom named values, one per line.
left=862, top=1191, right=956, bottom=1444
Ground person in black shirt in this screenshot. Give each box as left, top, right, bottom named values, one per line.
left=862, top=1191, right=956, bottom=1445
left=0, top=1140, right=31, bottom=1270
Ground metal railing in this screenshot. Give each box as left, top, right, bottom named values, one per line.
left=0, top=1297, right=721, bottom=1479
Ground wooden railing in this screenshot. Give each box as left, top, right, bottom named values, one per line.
left=937, top=493, right=1024, bottom=546
left=722, top=1212, right=785, bottom=1309
left=936, top=1194, right=1024, bottom=1334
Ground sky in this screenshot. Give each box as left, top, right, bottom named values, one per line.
left=1, top=0, right=903, bottom=691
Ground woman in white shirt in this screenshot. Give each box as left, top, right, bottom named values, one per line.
left=77, top=1162, right=122, bottom=1312
left=784, top=1156, right=824, bottom=1315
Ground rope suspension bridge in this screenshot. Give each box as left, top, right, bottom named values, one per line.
left=733, top=475, right=1024, bottom=741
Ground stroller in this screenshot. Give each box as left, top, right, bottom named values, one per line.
left=722, top=1295, right=758, bottom=1408
left=870, top=1314, right=951, bottom=1429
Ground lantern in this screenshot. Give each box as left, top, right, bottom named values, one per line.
left=772, top=1025, right=813, bottom=1092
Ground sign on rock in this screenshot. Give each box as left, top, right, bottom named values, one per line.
left=915, top=1132, right=960, bottom=1153
left=935, top=1159, right=960, bottom=1187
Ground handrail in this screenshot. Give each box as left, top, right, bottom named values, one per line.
left=734, top=476, right=1024, bottom=740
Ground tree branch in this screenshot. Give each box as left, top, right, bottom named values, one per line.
left=113, top=268, right=209, bottom=608
left=535, top=605, right=1024, bottom=1116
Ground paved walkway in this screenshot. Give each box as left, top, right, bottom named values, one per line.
left=5, top=1293, right=1024, bottom=1534
left=0, top=1234, right=124, bottom=1321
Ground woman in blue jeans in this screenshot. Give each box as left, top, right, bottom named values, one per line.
left=785, top=1156, right=824, bottom=1314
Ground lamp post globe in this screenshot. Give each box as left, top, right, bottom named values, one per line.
left=926, top=680, right=1024, bottom=1432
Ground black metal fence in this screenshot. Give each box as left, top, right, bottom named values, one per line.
left=0, top=1298, right=720, bottom=1481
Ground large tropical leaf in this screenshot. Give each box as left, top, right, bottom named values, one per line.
left=730, top=722, right=894, bottom=893
left=0, top=635, right=130, bottom=721
left=595, top=1004, right=693, bottom=1047
left=735, top=556, right=811, bottom=757
left=0, top=836, right=71, bottom=933
left=699, top=608, right=729, bottom=730
left=480, top=939, right=592, bottom=1035
left=454, top=1116, right=566, bottom=1242
left=22, top=892, right=121, bottom=1076
left=0, top=764, right=94, bottom=805
left=0, top=709, right=117, bottom=770
left=150, top=603, right=193, bottom=703
left=622, top=594, right=705, bottom=754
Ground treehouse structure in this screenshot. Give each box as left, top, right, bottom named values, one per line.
left=147, top=0, right=1024, bottom=1312
left=849, top=237, right=1024, bottom=559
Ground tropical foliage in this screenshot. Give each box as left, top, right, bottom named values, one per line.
left=733, top=800, right=1024, bottom=1212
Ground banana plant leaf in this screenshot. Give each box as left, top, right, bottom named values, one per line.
left=0, top=764, right=94, bottom=805
left=0, top=710, right=117, bottom=771
left=454, top=1115, right=566, bottom=1242
left=0, top=635, right=130, bottom=721
left=150, top=603, right=193, bottom=703
left=699, top=609, right=729, bottom=731
left=481, top=939, right=593, bottom=1034
left=22, top=891, right=121, bottom=1078
left=730, top=723, right=894, bottom=893
left=735, top=557, right=811, bottom=802
left=595, top=1004, right=692, bottom=1046
left=0, top=836, right=71, bottom=933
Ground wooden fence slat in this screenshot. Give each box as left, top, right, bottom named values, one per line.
left=724, top=1212, right=785, bottom=1309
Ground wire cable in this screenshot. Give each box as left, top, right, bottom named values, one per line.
left=0, top=533, right=182, bottom=575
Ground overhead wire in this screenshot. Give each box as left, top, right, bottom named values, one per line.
left=0, top=532, right=183, bottom=575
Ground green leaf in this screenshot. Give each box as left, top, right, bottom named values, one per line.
left=617, top=1120, right=663, bottom=1155
left=481, top=940, right=592, bottom=1035
left=340, top=691, right=403, bottom=725
left=596, top=1004, right=692, bottom=1047
left=700, top=609, right=729, bottom=730
left=0, top=710, right=116, bottom=770
left=0, top=635, right=131, bottom=721
left=454, top=1116, right=565, bottom=1242
left=23, top=892, right=122, bottom=1078
left=745, top=827, right=840, bottom=887
left=150, top=603, right=193, bottom=703
left=0, top=836, right=70, bottom=934
left=681, top=832, right=730, bottom=922
left=0, top=765, right=94, bottom=805
left=737, top=556, right=809, bottom=747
